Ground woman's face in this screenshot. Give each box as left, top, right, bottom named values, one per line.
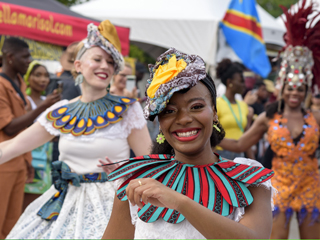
left=75, top=47, right=115, bottom=90
left=282, top=83, right=306, bottom=108
left=28, top=65, right=50, bottom=92
left=113, top=65, right=132, bottom=91
left=158, top=82, right=216, bottom=156
left=229, top=72, right=245, bottom=94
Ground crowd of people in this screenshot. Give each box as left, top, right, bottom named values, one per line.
left=0, top=1, right=319, bottom=239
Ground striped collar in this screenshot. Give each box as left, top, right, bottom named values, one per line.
left=107, top=154, right=274, bottom=224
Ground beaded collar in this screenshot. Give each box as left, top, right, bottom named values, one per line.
left=46, top=93, right=136, bottom=136
left=107, top=154, right=274, bottom=224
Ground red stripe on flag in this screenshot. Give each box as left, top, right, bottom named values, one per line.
left=223, top=12, right=262, bottom=38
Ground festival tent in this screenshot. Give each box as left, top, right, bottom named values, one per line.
left=0, top=0, right=130, bottom=71
left=71, top=0, right=286, bottom=67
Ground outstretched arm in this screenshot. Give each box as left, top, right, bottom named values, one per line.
left=2, top=91, right=60, bottom=136
left=126, top=178, right=272, bottom=239
left=0, top=122, right=55, bottom=164
left=219, top=112, right=269, bottom=153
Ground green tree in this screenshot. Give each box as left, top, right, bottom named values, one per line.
left=257, top=0, right=299, bottom=17
left=129, top=45, right=155, bottom=65
left=56, top=0, right=89, bottom=7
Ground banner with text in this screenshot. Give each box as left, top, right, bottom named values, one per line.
left=0, top=3, right=130, bottom=55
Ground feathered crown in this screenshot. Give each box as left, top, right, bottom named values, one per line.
left=278, top=0, right=320, bottom=90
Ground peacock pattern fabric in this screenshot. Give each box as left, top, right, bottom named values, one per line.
left=268, top=111, right=320, bottom=225
left=6, top=97, right=147, bottom=239
left=108, top=154, right=274, bottom=224
left=46, top=93, right=136, bottom=136
left=113, top=157, right=276, bottom=239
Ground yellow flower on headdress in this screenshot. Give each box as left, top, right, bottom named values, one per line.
left=147, top=55, right=187, bottom=98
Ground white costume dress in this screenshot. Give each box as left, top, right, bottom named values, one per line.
left=7, top=100, right=146, bottom=239
left=124, top=158, right=276, bottom=239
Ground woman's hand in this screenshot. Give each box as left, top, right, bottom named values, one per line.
left=40, top=89, right=61, bottom=109
left=244, top=90, right=258, bottom=105
left=126, top=178, right=185, bottom=210
left=97, top=157, right=120, bottom=175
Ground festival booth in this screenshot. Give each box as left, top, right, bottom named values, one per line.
left=71, top=0, right=285, bottom=70
left=0, top=0, right=130, bottom=72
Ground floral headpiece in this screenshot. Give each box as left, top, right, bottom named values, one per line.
left=76, top=20, right=124, bottom=74
left=143, top=48, right=206, bottom=120
left=277, top=0, right=320, bottom=91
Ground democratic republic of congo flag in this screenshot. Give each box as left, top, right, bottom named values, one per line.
left=220, top=0, right=271, bottom=78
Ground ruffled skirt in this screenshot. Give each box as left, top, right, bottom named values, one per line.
left=7, top=181, right=116, bottom=239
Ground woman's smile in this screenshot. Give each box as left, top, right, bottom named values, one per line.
left=172, top=128, right=201, bottom=142
left=95, top=72, right=109, bottom=80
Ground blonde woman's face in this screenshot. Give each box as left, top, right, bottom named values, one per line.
left=76, top=47, right=115, bottom=90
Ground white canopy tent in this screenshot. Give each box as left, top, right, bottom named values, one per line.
left=71, top=0, right=285, bottom=65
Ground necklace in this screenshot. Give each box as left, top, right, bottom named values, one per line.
left=47, top=93, right=136, bottom=136
left=107, top=154, right=274, bottom=224
left=222, top=95, right=244, bottom=132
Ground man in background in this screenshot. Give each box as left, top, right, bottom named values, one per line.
left=0, top=37, right=60, bottom=238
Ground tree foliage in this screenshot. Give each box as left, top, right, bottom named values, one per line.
left=256, top=0, right=299, bottom=17
left=56, top=0, right=89, bottom=7
left=129, top=45, right=155, bottom=65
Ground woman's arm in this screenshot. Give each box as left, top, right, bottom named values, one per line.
left=128, top=124, right=152, bottom=156
left=312, top=110, right=320, bottom=128
left=219, top=112, right=269, bottom=153
left=178, top=186, right=272, bottom=239
left=0, top=122, right=55, bottom=164
left=126, top=178, right=272, bottom=239
left=102, top=193, right=135, bottom=239
left=244, top=107, right=255, bottom=159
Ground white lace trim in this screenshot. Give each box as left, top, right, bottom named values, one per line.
left=7, top=182, right=117, bottom=239
left=37, top=100, right=146, bottom=141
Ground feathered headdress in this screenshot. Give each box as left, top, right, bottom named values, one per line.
left=277, top=0, right=320, bottom=91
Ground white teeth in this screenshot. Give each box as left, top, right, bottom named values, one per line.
left=97, top=73, right=107, bottom=78
left=177, top=130, right=198, bottom=137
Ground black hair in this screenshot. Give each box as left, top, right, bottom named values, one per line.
left=151, top=74, right=226, bottom=154
left=216, top=59, right=244, bottom=86
left=265, top=84, right=308, bottom=118
left=2, top=37, right=29, bottom=56
left=253, top=80, right=266, bottom=89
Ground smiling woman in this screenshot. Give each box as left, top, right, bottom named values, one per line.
left=1, top=19, right=151, bottom=239
left=218, top=1, right=320, bottom=238
left=102, top=48, right=276, bottom=239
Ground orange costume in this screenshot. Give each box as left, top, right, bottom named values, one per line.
left=268, top=112, right=320, bottom=224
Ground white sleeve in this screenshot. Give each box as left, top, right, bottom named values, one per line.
left=37, top=100, right=69, bottom=136
left=226, top=158, right=277, bottom=222
left=120, top=102, right=147, bottom=137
